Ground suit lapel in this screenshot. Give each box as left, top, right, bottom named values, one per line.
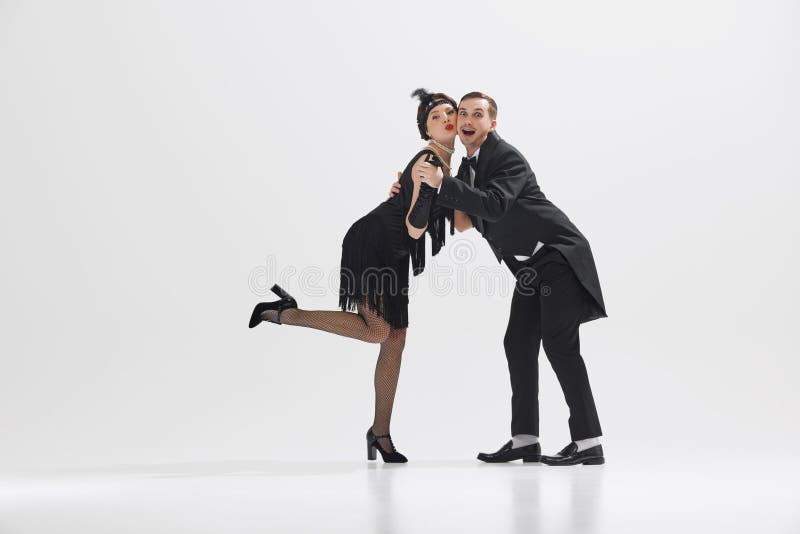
left=474, top=130, right=501, bottom=189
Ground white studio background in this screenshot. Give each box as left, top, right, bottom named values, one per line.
left=1, top=0, right=798, bottom=471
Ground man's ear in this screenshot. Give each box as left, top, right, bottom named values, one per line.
left=490, top=119, right=497, bottom=131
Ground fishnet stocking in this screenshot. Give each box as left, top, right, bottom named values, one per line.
left=372, top=327, right=406, bottom=451
left=261, top=304, right=406, bottom=452
left=261, top=304, right=390, bottom=343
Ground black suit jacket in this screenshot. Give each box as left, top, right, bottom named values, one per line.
left=437, top=131, right=606, bottom=322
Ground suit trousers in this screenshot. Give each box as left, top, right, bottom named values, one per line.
left=503, top=247, right=602, bottom=441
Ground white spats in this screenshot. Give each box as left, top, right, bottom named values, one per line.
left=511, top=434, right=540, bottom=448
left=575, top=437, right=601, bottom=452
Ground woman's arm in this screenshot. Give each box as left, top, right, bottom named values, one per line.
left=405, top=153, right=432, bottom=239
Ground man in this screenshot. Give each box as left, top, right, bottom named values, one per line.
left=395, top=92, right=606, bottom=465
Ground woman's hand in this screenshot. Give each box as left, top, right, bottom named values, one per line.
left=412, top=158, right=444, bottom=188
left=387, top=171, right=402, bottom=200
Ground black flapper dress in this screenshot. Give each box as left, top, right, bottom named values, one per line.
left=339, top=149, right=453, bottom=328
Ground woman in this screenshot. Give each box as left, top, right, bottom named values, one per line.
left=248, top=89, right=461, bottom=463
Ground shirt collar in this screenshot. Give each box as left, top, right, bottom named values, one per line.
left=467, top=148, right=481, bottom=173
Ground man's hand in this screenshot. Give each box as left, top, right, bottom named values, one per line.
left=387, top=171, right=402, bottom=199
left=413, top=159, right=444, bottom=188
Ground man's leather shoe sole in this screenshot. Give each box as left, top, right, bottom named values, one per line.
left=540, top=456, right=605, bottom=466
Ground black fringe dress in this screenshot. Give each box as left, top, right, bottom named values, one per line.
left=339, top=149, right=453, bottom=328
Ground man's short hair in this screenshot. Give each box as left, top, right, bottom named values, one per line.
left=459, top=91, right=497, bottom=119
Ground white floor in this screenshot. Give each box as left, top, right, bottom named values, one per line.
left=1, top=456, right=798, bottom=533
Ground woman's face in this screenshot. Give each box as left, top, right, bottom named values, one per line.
left=425, top=103, right=457, bottom=144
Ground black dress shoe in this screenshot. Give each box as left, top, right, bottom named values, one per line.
left=248, top=284, right=298, bottom=328
left=540, top=442, right=605, bottom=466
left=477, top=440, right=541, bottom=463
left=366, top=428, right=408, bottom=463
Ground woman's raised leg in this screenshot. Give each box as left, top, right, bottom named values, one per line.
left=261, top=303, right=391, bottom=344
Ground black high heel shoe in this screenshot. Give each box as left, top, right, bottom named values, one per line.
left=248, top=284, right=298, bottom=328
left=366, top=427, right=408, bottom=463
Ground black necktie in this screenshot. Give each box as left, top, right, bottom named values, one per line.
left=460, top=157, right=484, bottom=233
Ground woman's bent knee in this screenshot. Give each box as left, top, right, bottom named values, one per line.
left=364, top=322, right=391, bottom=344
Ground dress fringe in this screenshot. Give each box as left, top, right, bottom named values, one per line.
left=339, top=209, right=410, bottom=329
left=410, top=198, right=454, bottom=276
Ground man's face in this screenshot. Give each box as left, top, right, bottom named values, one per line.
left=457, top=98, right=496, bottom=153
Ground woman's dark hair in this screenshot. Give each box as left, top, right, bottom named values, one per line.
left=411, top=88, right=457, bottom=140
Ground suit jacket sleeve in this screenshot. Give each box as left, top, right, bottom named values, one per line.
left=436, top=149, right=527, bottom=222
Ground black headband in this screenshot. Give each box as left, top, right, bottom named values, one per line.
left=417, top=98, right=455, bottom=125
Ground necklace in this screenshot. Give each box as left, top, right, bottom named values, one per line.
left=427, top=141, right=453, bottom=173
left=431, top=139, right=455, bottom=155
